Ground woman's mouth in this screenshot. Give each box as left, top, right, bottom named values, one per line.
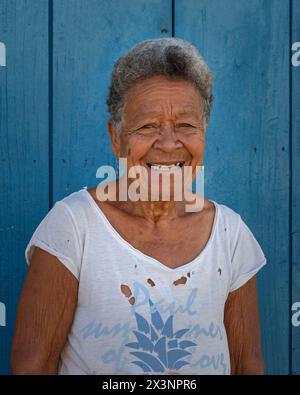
left=146, top=161, right=185, bottom=172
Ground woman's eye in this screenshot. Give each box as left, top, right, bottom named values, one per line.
left=176, top=123, right=194, bottom=128
left=142, top=124, right=156, bottom=129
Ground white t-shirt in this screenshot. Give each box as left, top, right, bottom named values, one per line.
left=25, top=187, right=267, bottom=375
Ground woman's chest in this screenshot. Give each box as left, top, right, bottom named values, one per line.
left=99, top=206, right=215, bottom=269
left=126, top=232, right=208, bottom=268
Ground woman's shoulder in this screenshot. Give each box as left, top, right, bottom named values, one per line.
left=213, top=200, right=241, bottom=217
left=211, top=199, right=242, bottom=236
left=59, top=187, right=89, bottom=207
left=53, top=187, right=94, bottom=224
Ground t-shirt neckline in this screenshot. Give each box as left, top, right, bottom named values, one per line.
left=81, top=187, right=219, bottom=272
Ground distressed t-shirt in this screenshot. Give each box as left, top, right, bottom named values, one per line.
left=25, top=187, right=267, bottom=375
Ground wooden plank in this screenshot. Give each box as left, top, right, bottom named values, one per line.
left=175, top=0, right=290, bottom=374
left=52, top=0, right=172, bottom=202
left=292, top=0, right=300, bottom=375
left=0, top=0, right=49, bottom=374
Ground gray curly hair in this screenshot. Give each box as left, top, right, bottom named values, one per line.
left=107, top=37, right=213, bottom=133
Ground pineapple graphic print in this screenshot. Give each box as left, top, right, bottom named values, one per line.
left=125, top=299, right=197, bottom=374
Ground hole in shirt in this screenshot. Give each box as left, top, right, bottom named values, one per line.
left=173, top=276, right=187, bottom=286
left=147, top=278, right=155, bottom=287
left=120, top=284, right=132, bottom=298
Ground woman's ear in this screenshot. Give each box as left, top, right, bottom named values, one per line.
left=107, top=120, right=120, bottom=158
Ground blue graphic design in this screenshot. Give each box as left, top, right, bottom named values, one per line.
left=125, top=299, right=197, bottom=373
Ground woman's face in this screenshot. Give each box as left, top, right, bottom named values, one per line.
left=108, top=75, right=206, bottom=197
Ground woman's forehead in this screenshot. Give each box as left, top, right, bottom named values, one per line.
left=124, top=101, right=204, bottom=124
left=129, top=106, right=202, bottom=119
left=126, top=76, right=200, bottom=97
left=125, top=83, right=202, bottom=117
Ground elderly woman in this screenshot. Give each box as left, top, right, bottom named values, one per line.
left=11, top=38, right=267, bottom=375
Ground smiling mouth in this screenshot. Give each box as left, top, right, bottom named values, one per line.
left=146, top=161, right=185, bottom=171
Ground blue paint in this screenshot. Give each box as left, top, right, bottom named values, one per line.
left=0, top=0, right=49, bottom=375
left=291, top=0, right=300, bottom=374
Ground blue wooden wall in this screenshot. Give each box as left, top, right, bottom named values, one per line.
left=0, top=0, right=299, bottom=375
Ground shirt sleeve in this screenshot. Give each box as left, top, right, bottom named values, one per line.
left=25, top=201, right=82, bottom=280
left=229, top=215, right=267, bottom=292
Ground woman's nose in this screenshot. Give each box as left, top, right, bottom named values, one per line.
left=153, top=125, right=183, bottom=152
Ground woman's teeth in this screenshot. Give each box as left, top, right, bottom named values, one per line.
left=147, top=162, right=184, bottom=172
